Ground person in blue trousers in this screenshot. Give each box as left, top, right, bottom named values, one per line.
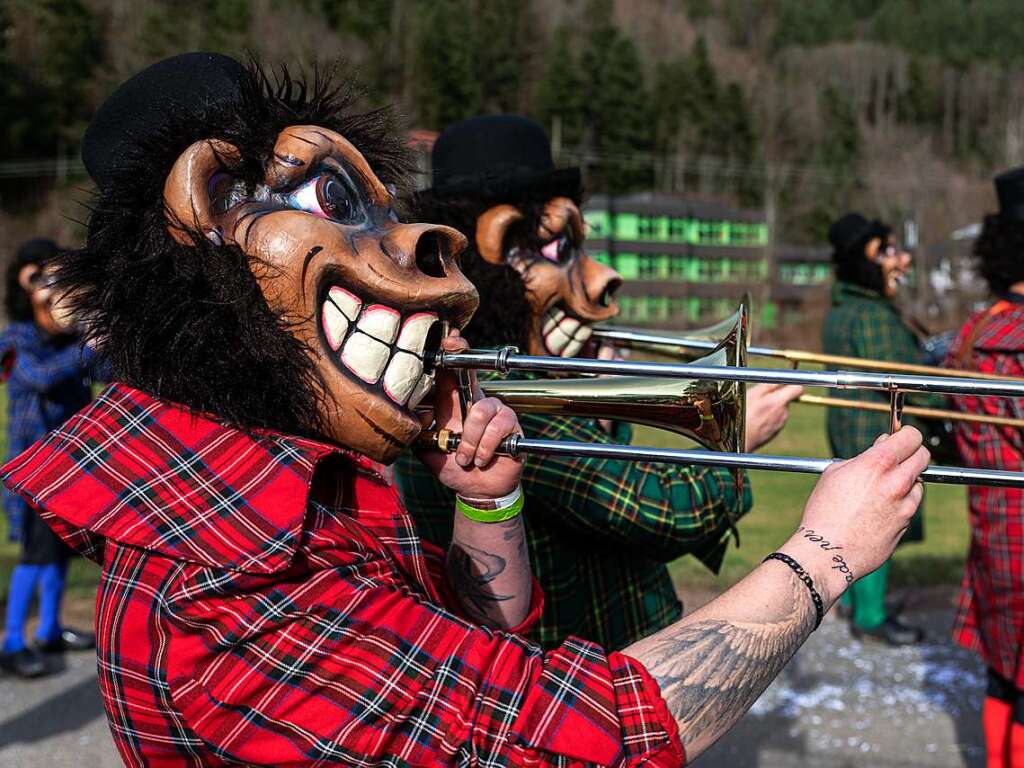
left=0, top=239, right=101, bottom=678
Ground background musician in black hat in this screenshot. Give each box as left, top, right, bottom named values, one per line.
left=822, top=211, right=937, bottom=646
left=396, top=114, right=802, bottom=651
left=945, top=167, right=1024, bottom=768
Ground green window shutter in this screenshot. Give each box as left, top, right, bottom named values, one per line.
left=616, top=252, right=640, bottom=279
left=761, top=302, right=777, bottom=329
left=589, top=250, right=611, bottom=265
left=585, top=210, right=609, bottom=238
left=617, top=213, right=640, bottom=240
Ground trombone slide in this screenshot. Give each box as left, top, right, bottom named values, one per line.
left=420, top=430, right=1024, bottom=488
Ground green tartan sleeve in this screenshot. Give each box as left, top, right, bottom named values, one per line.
left=520, top=413, right=752, bottom=566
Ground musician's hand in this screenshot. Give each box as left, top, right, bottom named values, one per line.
left=779, top=427, right=929, bottom=603
left=417, top=332, right=524, bottom=499
left=744, top=383, right=804, bottom=451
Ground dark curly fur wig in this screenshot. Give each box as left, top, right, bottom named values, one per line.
left=833, top=221, right=890, bottom=293
left=6, top=238, right=60, bottom=323
left=414, top=190, right=580, bottom=350
left=973, top=213, right=1024, bottom=295
left=56, top=61, right=411, bottom=439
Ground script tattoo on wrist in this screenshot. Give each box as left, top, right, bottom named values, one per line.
left=795, top=527, right=855, bottom=583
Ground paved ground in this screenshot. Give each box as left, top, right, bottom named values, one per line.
left=0, top=587, right=986, bottom=767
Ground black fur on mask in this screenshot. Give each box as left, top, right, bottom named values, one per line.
left=832, top=222, right=891, bottom=293
left=973, top=213, right=1024, bottom=296
left=54, top=61, right=411, bottom=439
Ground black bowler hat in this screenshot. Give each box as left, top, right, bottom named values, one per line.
left=828, top=211, right=888, bottom=258
left=82, top=52, right=247, bottom=191
left=995, top=167, right=1024, bottom=222
left=428, top=114, right=580, bottom=201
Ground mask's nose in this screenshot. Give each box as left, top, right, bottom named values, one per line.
left=580, top=256, right=623, bottom=317
left=382, top=223, right=467, bottom=278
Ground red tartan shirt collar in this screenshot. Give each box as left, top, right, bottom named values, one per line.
left=0, top=382, right=382, bottom=574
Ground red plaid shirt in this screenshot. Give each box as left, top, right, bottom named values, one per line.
left=946, top=300, right=1024, bottom=685
left=1, top=383, right=684, bottom=767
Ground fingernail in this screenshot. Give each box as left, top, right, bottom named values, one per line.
left=456, top=453, right=470, bottom=467
left=474, top=456, right=486, bottom=468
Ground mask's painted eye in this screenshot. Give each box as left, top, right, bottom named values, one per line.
left=540, top=235, right=573, bottom=264
left=289, top=172, right=364, bottom=224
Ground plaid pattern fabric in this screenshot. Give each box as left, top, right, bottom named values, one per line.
left=1, top=383, right=684, bottom=767
left=1, top=321, right=97, bottom=541
left=821, top=281, right=939, bottom=542
left=396, top=378, right=751, bottom=651
left=945, top=300, right=1024, bottom=686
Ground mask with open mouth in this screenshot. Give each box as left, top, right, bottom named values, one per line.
left=163, top=126, right=478, bottom=463
left=475, top=197, right=623, bottom=357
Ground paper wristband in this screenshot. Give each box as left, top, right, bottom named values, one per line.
left=456, top=485, right=525, bottom=523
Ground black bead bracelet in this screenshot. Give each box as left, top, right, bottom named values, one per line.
left=763, top=552, right=824, bottom=630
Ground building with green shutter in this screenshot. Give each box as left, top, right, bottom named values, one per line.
left=583, top=193, right=831, bottom=334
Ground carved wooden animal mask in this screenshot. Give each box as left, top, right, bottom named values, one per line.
left=475, top=196, right=622, bottom=357
left=163, top=125, right=478, bottom=463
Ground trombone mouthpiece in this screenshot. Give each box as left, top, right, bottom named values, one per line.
left=418, top=428, right=460, bottom=453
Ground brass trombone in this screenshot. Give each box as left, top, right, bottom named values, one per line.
left=423, top=301, right=1024, bottom=487
left=589, top=309, right=1024, bottom=429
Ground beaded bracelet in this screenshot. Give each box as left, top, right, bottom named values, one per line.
left=456, top=485, right=525, bottom=523
left=763, top=552, right=825, bottom=630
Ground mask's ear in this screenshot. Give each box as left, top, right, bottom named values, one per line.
left=17, top=264, right=39, bottom=294
left=538, top=197, right=582, bottom=242
left=475, top=204, right=524, bottom=265
left=163, top=139, right=241, bottom=246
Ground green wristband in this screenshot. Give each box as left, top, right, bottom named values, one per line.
left=456, top=486, right=525, bottom=523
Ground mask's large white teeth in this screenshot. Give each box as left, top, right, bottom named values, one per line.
left=397, top=313, right=437, bottom=355
left=560, top=317, right=581, bottom=336
left=328, top=286, right=361, bottom=321
left=575, top=325, right=593, bottom=342
left=563, top=337, right=585, bottom=358
left=322, top=301, right=348, bottom=352
left=545, top=326, right=571, bottom=355
left=542, top=307, right=566, bottom=335
left=357, top=304, right=400, bottom=345
left=383, top=351, right=423, bottom=405
left=407, top=372, right=435, bottom=410
left=342, top=332, right=389, bottom=383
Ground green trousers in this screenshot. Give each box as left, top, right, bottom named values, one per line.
left=840, top=559, right=890, bottom=629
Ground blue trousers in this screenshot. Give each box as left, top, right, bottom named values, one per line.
left=2, top=561, right=67, bottom=653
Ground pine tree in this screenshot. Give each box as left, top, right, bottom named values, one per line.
left=477, top=0, right=531, bottom=113
left=534, top=25, right=584, bottom=152
left=806, top=85, right=862, bottom=235
left=414, top=0, right=481, bottom=129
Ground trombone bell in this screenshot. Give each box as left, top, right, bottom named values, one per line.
left=478, top=301, right=748, bottom=454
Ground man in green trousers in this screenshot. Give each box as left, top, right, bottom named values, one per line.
left=823, top=212, right=930, bottom=645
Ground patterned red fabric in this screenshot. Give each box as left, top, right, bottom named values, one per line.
left=946, top=302, right=1024, bottom=686
left=1, top=383, right=684, bottom=767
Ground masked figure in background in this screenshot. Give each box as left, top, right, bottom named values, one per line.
left=396, top=115, right=802, bottom=651
left=823, top=212, right=944, bottom=646
left=0, top=238, right=99, bottom=679
left=946, top=168, right=1024, bottom=768
left=0, top=53, right=931, bottom=767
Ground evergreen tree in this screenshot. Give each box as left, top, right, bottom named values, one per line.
left=806, top=85, right=862, bottom=235
left=414, top=0, right=480, bottom=128
left=477, top=0, right=531, bottom=113
left=534, top=25, right=584, bottom=152
left=580, top=0, right=653, bottom=193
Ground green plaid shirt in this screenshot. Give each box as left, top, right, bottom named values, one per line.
left=822, top=281, right=939, bottom=540
left=395, top=377, right=752, bottom=651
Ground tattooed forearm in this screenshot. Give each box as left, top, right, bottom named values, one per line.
left=449, top=512, right=531, bottom=628
left=447, top=542, right=512, bottom=624
left=627, top=570, right=815, bottom=757
left=797, top=527, right=855, bottom=582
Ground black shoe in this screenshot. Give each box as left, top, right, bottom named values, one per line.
left=32, top=628, right=96, bottom=653
left=0, top=647, right=48, bottom=678
left=850, top=617, right=924, bottom=646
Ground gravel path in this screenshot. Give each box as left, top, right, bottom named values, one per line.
left=0, top=588, right=985, bottom=767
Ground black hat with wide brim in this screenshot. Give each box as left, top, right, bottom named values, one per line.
left=82, top=52, right=247, bottom=192
left=828, top=211, right=889, bottom=259
left=425, top=114, right=581, bottom=202
left=995, top=167, right=1024, bottom=222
